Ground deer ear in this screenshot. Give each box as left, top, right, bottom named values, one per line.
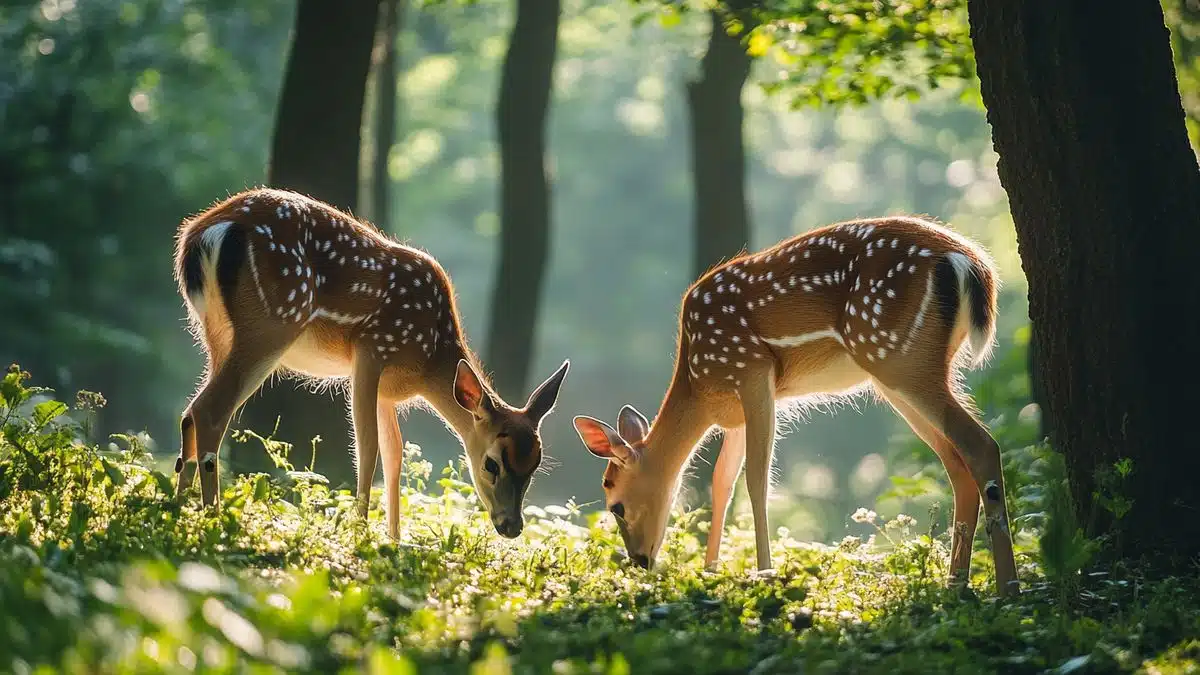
left=617, top=404, right=649, bottom=445
left=525, top=359, right=570, bottom=425
left=453, top=359, right=493, bottom=417
left=573, top=416, right=633, bottom=464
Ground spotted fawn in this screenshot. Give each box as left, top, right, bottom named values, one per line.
left=173, top=187, right=570, bottom=539
left=573, top=216, right=1017, bottom=596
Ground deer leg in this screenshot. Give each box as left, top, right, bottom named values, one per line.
left=351, top=353, right=383, bottom=520
left=177, top=408, right=200, bottom=502
left=739, top=369, right=778, bottom=572
left=184, top=340, right=286, bottom=508
left=378, top=400, right=404, bottom=540
left=178, top=348, right=221, bottom=502
left=894, top=384, right=1019, bottom=597
left=877, top=385, right=980, bottom=587
left=706, top=426, right=746, bottom=569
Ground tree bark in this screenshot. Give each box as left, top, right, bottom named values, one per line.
left=969, top=0, right=1200, bottom=563
left=685, top=4, right=755, bottom=509
left=372, top=0, right=404, bottom=228
left=234, top=0, right=381, bottom=482
left=485, top=0, right=561, bottom=399
left=686, top=3, right=754, bottom=279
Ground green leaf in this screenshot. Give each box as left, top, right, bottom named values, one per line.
left=33, top=400, right=68, bottom=427
left=151, top=470, right=174, bottom=497
left=100, top=458, right=126, bottom=486
left=253, top=473, right=271, bottom=502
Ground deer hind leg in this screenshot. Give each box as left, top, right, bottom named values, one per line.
left=378, top=400, right=404, bottom=540
left=876, top=385, right=980, bottom=587
left=887, top=382, right=1019, bottom=597
left=181, top=338, right=289, bottom=508
left=350, top=352, right=383, bottom=520
left=706, top=426, right=746, bottom=569
left=739, top=369, right=778, bottom=572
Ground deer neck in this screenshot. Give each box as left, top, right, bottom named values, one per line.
left=418, top=341, right=492, bottom=442
left=641, top=376, right=712, bottom=483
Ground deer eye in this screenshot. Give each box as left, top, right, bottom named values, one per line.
left=484, top=457, right=500, bottom=477
left=610, top=503, right=625, bottom=519
left=603, top=479, right=614, bottom=489
left=496, top=431, right=509, bottom=439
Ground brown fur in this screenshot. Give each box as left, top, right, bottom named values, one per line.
left=575, top=216, right=1018, bottom=597
left=172, top=187, right=570, bottom=540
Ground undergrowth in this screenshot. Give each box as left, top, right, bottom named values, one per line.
left=2, top=364, right=1198, bottom=675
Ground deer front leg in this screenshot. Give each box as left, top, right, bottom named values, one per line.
left=351, top=353, right=383, bottom=520
left=706, top=426, right=746, bottom=569
left=740, top=369, right=778, bottom=572
left=378, top=400, right=404, bottom=540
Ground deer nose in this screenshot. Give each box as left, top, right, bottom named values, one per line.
left=493, top=514, right=523, bottom=539
left=630, top=553, right=651, bottom=569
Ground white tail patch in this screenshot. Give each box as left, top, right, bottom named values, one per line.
left=945, top=251, right=993, bottom=366
left=188, top=220, right=235, bottom=319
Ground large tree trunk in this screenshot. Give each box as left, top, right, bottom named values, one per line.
left=485, top=0, right=561, bottom=399
left=371, top=0, right=404, bottom=227
left=969, top=1, right=1200, bottom=563
left=685, top=4, right=755, bottom=509
left=686, top=4, right=753, bottom=279
left=234, top=0, right=381, bottom=483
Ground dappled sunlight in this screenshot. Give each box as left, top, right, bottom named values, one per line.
left=615, top=98, right=666, bottom=137
left=850, top=452, right=888, bottom=497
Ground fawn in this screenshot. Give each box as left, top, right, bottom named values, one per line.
left=573, top=216, right=1018, bottom=596
left=172, top=187, right=570, bottom=539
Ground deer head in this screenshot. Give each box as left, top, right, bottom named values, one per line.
left=453, top=358, right=570, bottom=538
left=573, top=405, right=676, bottom=567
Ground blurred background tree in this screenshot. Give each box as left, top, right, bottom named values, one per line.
left=2, top=0, right=1197, bottom=546
left=231, top=0, right=381, bottom=475
left=485, top=0, right=562, bottom=399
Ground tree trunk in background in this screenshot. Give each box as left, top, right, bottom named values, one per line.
left=485, top=0, right=561, bottom=399
left=687, top=4, right=753, bottom=279
left=685, top=4, right=755, bottom=509
left=970, top=0, right=1200, bottom=564
left=372, top=0, right=404, bottom=228
left=234, top=0, right=381, bottom=483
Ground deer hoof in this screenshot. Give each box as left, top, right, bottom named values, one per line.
left=201, top=452, right=217, bottom=473
left=174, top=456, right=184, bottom=473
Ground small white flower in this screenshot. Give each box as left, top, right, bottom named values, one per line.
left=851, top=507, right=878, bottom=524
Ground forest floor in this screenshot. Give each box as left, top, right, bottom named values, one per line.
left=2, top=368, right=1199, bottom=675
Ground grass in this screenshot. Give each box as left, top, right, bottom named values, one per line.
left=2, top=365, right=1199, bottom=675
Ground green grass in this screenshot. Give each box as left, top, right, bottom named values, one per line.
left=2, top=366, right=1199, bottom=675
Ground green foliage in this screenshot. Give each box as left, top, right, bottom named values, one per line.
left=0, top=0, right=294, bottom=443
left=751, top=0, right=975, bottom=108
left=633, top=0, right=975, bottom=108
left=1093, top=458, right=1135, bottom=524
left=3, top=368, right=1200, bottom=674
left=1164, top=0, right=1200, bottom=151
left=1036, top=447, right=1097, bottom=591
